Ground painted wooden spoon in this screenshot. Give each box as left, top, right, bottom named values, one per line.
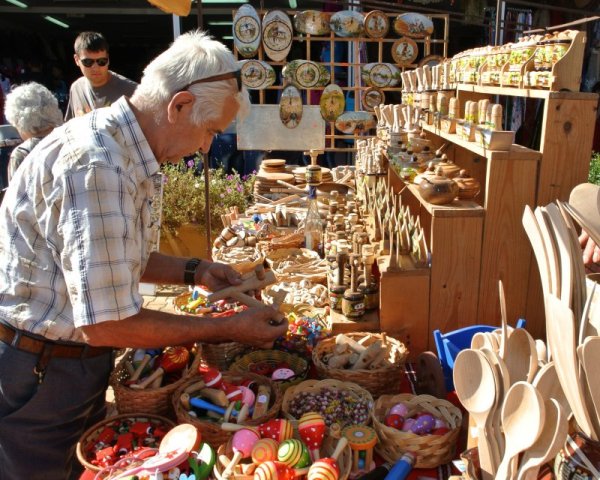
left=495, top=381, right=545, bottom=480
left=454, top=349, right=498, bottom=480
left=516, top=398, right=568, bottom=480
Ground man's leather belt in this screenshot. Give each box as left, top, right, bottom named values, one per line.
left=0, top=322, right=112, bottom=358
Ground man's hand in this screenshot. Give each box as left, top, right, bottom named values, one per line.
left=226, top=306, right=289, bottom=349
left=198, top=261, right=242, bottom=291
left=579, top=230, right=600, bottom=273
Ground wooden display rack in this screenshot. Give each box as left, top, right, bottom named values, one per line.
left=232, top=9, right=449, bottom=153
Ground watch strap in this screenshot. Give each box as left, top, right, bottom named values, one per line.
left=184, top=258, right=202, bottom=286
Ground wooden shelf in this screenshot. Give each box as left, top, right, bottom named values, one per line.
left=405, top=184, right=484, bottom=218
left=421, top=122, right=541, bottom=162
left=456, top=83, right=598, bottom=101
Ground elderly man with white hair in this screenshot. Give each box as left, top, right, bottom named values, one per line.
left=4, top=81, right=63, bottom=181
left=0, top=30, right=287, bottom=479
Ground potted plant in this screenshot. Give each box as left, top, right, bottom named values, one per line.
left=159, top=154, right=255, bottom=259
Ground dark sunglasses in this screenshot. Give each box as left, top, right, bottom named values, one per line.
left=178, top=70, right=242, bottom=93
left=79, top=57, right=109, bottom=68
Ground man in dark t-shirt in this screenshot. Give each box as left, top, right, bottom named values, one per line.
left=65, top=31, right=137, bottom=120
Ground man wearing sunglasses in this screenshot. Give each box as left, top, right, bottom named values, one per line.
left=0, top=30, right=287, bottom=479
left=64, top=31, right=137, bottom=120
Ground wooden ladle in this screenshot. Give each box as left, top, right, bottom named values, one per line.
left=495, top=381, right=545, bottom=480
left=516, top=398, right=568, bottom=480
left=454, top=349, right=498, bottom=480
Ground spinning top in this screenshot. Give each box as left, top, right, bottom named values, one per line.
left=251, top=438, right=279, bottom=464
left=277, top=439, right=311, bottom=468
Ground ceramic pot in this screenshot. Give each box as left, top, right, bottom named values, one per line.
left=554, top=431, right=600, bottom=479
left=453, top=169, right=481, bottom=200
left=436, top=155, right=461, bottom=178
left=417, top=166, right=458, bottom=205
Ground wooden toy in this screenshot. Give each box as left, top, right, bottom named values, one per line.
left=251, top=438, right=279, bottom=464
left=222, top=428, right=260, bottom=479
left=342, top=425, right=377, bottom=475
left=298, top=412, right=326, bottom=461
left=307, top=437, right=348, bottom=480
left=132, top=346, right=189, bottom=389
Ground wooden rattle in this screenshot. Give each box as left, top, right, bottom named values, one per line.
left=222, top=427, right=260, bottom=479
left=307, top=436, right=348, bottom=480
left=342, top=425, right=377, bottom=475
left=131, top=346, right=189, bottom=389
left=298, top=412, right=326, bottom=461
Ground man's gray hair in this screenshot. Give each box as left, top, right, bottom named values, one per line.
left=4, top=82, right=63, bottom=136
left=132, top=29, right=250, bottom=125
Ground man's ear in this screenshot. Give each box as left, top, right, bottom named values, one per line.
left=167, top=91, right=195, bottom=123
left=73, top=54, right=80, bottom=66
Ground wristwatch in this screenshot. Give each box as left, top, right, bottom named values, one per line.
left=184, top=258, right=202, bottom=286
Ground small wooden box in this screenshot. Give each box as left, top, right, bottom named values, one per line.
left=475, top=127, right=515, bottom=151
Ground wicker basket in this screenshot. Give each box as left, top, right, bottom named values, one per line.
left=373, top=393, right=462, bottom=469
left=265, top=248, right=328, bottom=284
left=229, top=349, right=309, bottom=392
left=212, top=434, right=353, bottom=480
left=312, top=332, right=409, bottom=397
left=109, top=348, right=202, bottom=418
left=199, top=342, right=250, bottom=372
left=281, top=379, right=374, bottom=432
left=172, top=372, right=282, bottom=449
left=76, top=413, right=176, bottom=473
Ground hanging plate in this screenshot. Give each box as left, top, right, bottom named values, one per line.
left=361, top=63, right=401, bottom=88
left=320, top=83, right=345, bottom=122
left=330, top=10, right=364, bottom=37
left=391, top=37, right=419, bottom=67
left=262, top=10, right=293, bottom=62
left=233, top=4, right=261, bottom=59
left=293, top=10, right=331, bottom=36
left=418, top=54, right=444, bottom=69
left=362, top=87, right=385, bottom=112
left=393, top=12, right=434, bottom=38
left=364, top=10, right=389, bottom=39
left=335, top=111, right=377, bottom=134
left=279, top=85, right=303, bottom=129
left=238, top=60, right=276, bottom=89
left=282, top=60, right=331, bottom=88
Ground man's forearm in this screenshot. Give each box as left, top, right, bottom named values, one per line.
left=141, top=251, right=212, bottom=285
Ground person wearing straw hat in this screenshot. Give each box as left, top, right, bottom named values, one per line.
left=0, top=30, right=287, bottom=479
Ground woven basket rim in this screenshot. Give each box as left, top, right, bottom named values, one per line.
left=76, top=413, right=176, bottom=472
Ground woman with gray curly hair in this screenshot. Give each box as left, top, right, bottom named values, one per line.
left=4, top=82, right=63, bottom=181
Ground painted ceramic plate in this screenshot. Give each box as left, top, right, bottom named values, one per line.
left=330, top=10, right=364, bottom=37
left=294, top=10, right=331, bottom=36
left=233, top=4, right=261, bottom=58
left=279, top=85, right=303, bottom=129
left=361, top=63, right=401, bottom=88
left=364, top=10, right=389, bottom=39
left=320, top=84, right=345, bottom=122
left=391, top=37, right=419, bottom=67
left=335, top=111, right=376, bottom=134
left=282, top=60, right=331, bottom=88
left=362, top=87, right=385, bottom=112
left=393, top=13, right=434, bottom=38
left=262, top=10, right=293, bottom=62
left=238, top=60, right=276, bottom=89
left=418, top=54, right=444, bottom=68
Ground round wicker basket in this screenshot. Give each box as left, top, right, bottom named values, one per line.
left=76, top=413, right=176, bottom=473
left=172, top=372, right=282, bottom=449
left=109, top=348, right=202, bottom=419
left=373, top=393, right=462, bottom=469
left=281, top=379, right=374, bottom=432
left=212, top=434, right=353, bottom=480
left=265, top=248, right=328, bottom=284
left=229, top=349, right=309, bottom=392
left=312, top=332, right=408, bottom=397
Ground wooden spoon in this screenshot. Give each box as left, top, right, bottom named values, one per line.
left=532, top=361, right=571, bottom=416
left=535, top=207, right=561, bottom=298
left=516, top=398, right=568, bottom=480
left=568, top=183, right=600, bottom=248
left=471, top=332, right=497, bottom=352
left=580, top=336, right=600, bottom=428
left=503, top=328, right=538, bottom=385
left=579, top=281, right=597, bottom=347
left=495, top=381, right=545, bottom=480
left=522, top=205, right=552, bottom=297
left=498, top=279, right=509, bottom=359
left=535, top=339, right=547, bottom=367
left=454, top=349, right=498, bottom=480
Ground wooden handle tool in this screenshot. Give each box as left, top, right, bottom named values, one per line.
left=207, top=269, right=276, bottom=303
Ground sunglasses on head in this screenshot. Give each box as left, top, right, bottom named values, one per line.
left=178, top=70, right=242, bottom=93
left=79, top=57, right=109, bottom=68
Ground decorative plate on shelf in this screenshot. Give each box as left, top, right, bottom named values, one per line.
left=320, top=83, right=345, bottom=122
left=238, top=60, right=276, bottom=89
left=393, top=12, right=434, bottom=38
left=282, top=60, right=331, bottom=88
left=262, top=10, right=293, bottom=62
left=361, top=62, right=401, bottom=88
left=293, top=10, right=331, bottom=36
left=418, top=54, right=444, bottom=68
left=362, top=87, right=385, bottom=112
left=330, top=10, right=364, bottom=37
left=279, top=85, right=303, bottom=129
left=335, top=111, right=377, bottom=135
left=391, top=37, right=419, bottom=67
left=364, top=10, right=389, bottom=39
left=233, top=4, right=261, bottom=58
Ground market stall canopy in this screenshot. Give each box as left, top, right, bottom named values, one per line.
left=147, top=0, right=191, bottom=16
